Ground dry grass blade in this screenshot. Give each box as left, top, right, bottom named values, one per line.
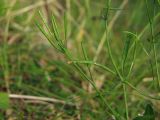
left=9, top=94, right=74, bottom=106
left=0, top=0, right=55, bottom=21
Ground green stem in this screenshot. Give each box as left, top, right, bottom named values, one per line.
left=70, top=60, right=116, bottom=75
left=65, top=50, right=121, bottom=118
left=123, top=84, right=129, bottom=120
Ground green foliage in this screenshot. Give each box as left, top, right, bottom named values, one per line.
left=0, top=92, right=9, bottom=110
left=133, top=104, right=155, bottom=120
left=0, top=112, right=5, bottom=120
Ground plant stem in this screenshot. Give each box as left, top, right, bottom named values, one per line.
left=123, top=84, right=129, bottom=120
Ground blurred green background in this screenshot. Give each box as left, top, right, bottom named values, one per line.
left=0, top=0, right=160, bottom=119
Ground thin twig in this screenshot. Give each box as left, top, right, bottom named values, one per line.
left=9, top=94, right=74, bottom=106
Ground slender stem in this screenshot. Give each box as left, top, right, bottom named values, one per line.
left=69, top=60, right=116, bottom=75
left=103, top=1, right=129, bottom=119
left=65, top=51, right=120, bottom=118
left=123, top=84, right=129, bottom=120
left=124, top=80, right=160, bottom=100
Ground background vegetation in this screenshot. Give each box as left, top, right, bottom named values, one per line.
left=0, top=0, right=160, bottom=119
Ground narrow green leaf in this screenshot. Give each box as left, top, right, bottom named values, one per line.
left=144, top=104, right=155, bottom=117
left=51, top=15, right=60, bottom=42
left=133, top=104, right=155, bottom=120
left=81, top=41, right=89, bottom=61
left=121, top=32, right=133, bottom=75
left=36, top=21, right=59, bottom=51
left=64, top=12, right=67, bottom=43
